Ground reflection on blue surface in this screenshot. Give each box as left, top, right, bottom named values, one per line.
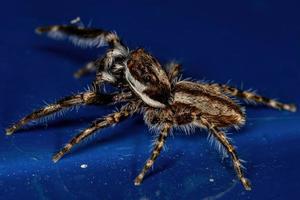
left=1, top=0, right=300, bottom=199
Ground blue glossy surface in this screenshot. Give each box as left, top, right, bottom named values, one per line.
left=1, top=0, right=300, bottom=199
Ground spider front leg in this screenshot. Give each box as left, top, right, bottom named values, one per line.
left=199, top=117, right=251, bottom=191
left=35, top=24, right=124, bottom=49
left=5, top=91, right=132, bottom=135
left=134, top=123, right=171, bottom=186
left=211, top=83, right=296, bottom=112
left=53, top=101, right=141, bottom=162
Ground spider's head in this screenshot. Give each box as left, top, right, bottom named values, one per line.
left=125, top=49, right=171, bottom=108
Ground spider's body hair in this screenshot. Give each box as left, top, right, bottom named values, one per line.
left=125, top=68, right=166, bottom=108
left=174, top=81, right=246, bottom=128
left=125, top=49, right=172, bottom=108
left=37, top=105, right=75, bottom=124
left=36, top=26, right=122, bottom=49
left=7, top=22, right=297, bottom=191
left=144, top=81, right=245, bottom=131
left=175, top=123, right=197, bottom=135
left=207, top=132, right=229, bottom=158
left=36, top=22, right=129, bottom=87
left=210, top=83, right=296, bottom=112
left=144, top=79, right=246, bottom=161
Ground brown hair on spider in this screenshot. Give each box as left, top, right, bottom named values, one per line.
left=6, top=18, right=297, bottom=191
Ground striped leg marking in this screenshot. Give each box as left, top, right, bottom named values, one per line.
left=74, top=61, right=96, bottom=78
left=200, top=117, right=251, bottom=191
left=134, top=124, right=171, bottom=186
left=5, top=91, right=132, bottom=135
left=212, top=83, right=296, bottom=112
left=35, top=25, right=124, bottom=49
left=52, top=102, right=140, bottom=162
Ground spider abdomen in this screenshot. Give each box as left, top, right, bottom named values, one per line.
left=173, top=81, right=245, bottom=128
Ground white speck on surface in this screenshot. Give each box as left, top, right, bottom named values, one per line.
left=80, top=164, right=88, bottom=169
left=209, top=178, right=214, bottom=182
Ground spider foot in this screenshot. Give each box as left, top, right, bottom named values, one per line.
left=52, top=152, right=64, bottom=163
left=241, top=177, right=252, bottom=191
left=134, top=175, right=144, bottom=186
left=5, top=125, right=17, bottom=135
left=285, top=103, right=297, bottom=112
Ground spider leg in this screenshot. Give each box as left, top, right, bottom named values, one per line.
left=74, top=61, right=96, bottom=78
left=74, top=53, right=124, bottom=87
left=52, top=101, right=141, bottom=162
left=35, top=25, right=125, bottom=49
left=134, top=123, right=171, bottom=186
left=198, top=117, right=251, bottom=191
left=5, top=91, right=133, bottom=135
left=211, top=83, right=296, bottom=112
left=36, top=22, right=129, bottom=84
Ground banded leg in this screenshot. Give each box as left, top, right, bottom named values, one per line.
left=199, top=117, right=251, bottom=191
left=35, top=24, right=125, bottom=49
left=73, top=42, right=128, bottom=79
left=211, top=83, right=296, bottom=112
left=74, top=61, right=96, bottom=78
left=6, top=91, right=133, bottom=135
left=52, top=101, right=141, bottom=162
left=36, top=22, right=129, bottom=83
left=134, top=124, right=171, bottom=186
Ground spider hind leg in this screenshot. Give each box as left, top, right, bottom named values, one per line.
left=212, top=83, right=296, bottom=112
left=198, top=117, right=252, bottom=191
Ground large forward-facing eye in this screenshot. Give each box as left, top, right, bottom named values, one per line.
left=144, top=75, right=151, bottom=82
left=142, top=74, right=157, bottom=84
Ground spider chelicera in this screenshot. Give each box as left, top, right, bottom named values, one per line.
left=6, top=18, right=296, bottom=190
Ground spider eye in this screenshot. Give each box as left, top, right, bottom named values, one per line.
left=143, top=74, right=153, bottom=83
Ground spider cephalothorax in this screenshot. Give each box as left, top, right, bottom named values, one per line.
left=125, top=48, right=172, bottom=108
left=6, top=19, right=297, bottom=191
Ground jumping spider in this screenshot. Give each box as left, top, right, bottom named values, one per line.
left=6, top=19, right=297, bottom=190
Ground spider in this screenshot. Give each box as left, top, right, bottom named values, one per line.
left=5, top=18, right=297, bottom=191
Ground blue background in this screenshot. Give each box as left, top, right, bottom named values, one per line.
left=1, top=0, right=300, bottom=199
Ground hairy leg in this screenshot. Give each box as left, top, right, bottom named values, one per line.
left=35, top=24, right=124, bottom=49
left=199, top=117, right=251, bottom=190
left=6, top=91, right=133, bottom=135
left=36, top=21, right=129, bottom=85
left=134, top=123, right=171, bottom=186
left=210, top=83, right=296, bottom=112
left=52, top=101, right=141, bottom=162
left=74, top=61, right=96, bottom=78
